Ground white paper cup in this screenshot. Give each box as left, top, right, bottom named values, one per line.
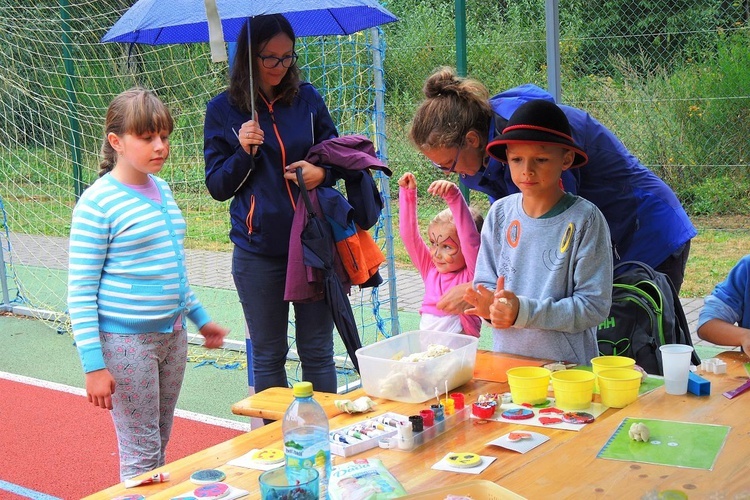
left=659, top=344, right=694, bottom=395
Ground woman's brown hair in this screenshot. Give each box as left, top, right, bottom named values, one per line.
left=228, top=14, right=300, bottom=113
left=409, top=66, right=493, bottom=151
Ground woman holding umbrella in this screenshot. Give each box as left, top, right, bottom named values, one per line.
left=204, top=14, right=339, bottom=399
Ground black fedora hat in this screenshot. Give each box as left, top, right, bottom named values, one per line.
left=487, top=99, right=588, bottom=168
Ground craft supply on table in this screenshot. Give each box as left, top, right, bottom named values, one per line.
left=488, top=431, right=550, bottom=454
left=450, top=392, right=465, bottom=410
left=171, top=484, right=249, bottom=500
left=226, top=449, right=285, bottom=470
left=506, top=366, right=552, bottom=405
left=628, top=422, right=650, bottom=442
left=472, top=401, right=496, bottom=419
left=722, top=378, right=750, bottom=399
left=386, top=405, right=471, bottom=451
left=396, top=420, right=415, bottom=450
left=124, top=472, right=170, bottom=488
left=501, top=408, right=534, bottom=420
left=472, top=401, right=607, bottom=431
left=445, top=452, right=482, bottom=468
left=190, top=469, right=227, bottom=484
left=329, top=412, right=406, bottom=457
left=687, top=372, right=711, bottom=396
left=112, top=495, right=145, bottom=500
left=250, top=448, right=284, bottom=465
left=432, top=452, right=496, bottom=475
left=194, top=482, right=230, bottom=499
left=356, top=330, right=478, bottom=403
left=598, top=417, right=731, bottom=470
left=561, top=411, right=595, bottom=424
left=333, top=396, right=377, bottom=413
left=328, top=458, right=407, bottom=500
left=419, top=408, right=435, bottom=426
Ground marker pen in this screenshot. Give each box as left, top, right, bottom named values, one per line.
left=124, top=472, right=170, bottom=488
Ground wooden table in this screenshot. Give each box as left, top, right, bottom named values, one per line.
left=83, top=351, right=750, bottom=499
left=499, top=350, right=750, bottom=498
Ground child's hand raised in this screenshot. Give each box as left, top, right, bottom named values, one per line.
left=463, top=283, right=494, bottom=319
left=427, top=179, right=458, bottom=198
left=398, top=172, right=417, bottom=189
left=490, top=276, right=519, bottom=329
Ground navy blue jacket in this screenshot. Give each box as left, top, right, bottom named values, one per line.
left=461, top=84, right=696, bottom=268
left=204, top=83, right=338, bottom=257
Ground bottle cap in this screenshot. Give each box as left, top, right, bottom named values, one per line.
left=292, top=381, right=313, bottom=398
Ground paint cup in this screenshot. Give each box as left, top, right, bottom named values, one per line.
left=258, top=467, right=318, bottom=500
left=506, top=366, right=551, bottom=405
left=550, top=369, right=595, bottom=410
left=597, top=368, right=642, bottom=408
left=450, top=392, right=465, bottom=410
left=590, top=355, right=635, bottom=391
left=659, top=344, right=694, bottom=395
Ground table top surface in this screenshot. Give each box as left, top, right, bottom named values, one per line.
left=84, top=350, right=750, bottom=499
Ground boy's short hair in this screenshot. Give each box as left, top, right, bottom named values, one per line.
left=486, top=99, right=588, bottom=168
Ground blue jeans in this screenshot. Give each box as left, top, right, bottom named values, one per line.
left=232, top=246, right=337, bottom=395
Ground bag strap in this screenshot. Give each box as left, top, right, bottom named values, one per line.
left=295, top=168, right=316, bottom=216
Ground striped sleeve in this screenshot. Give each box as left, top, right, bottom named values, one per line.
left=68, top=193, right=110, bottom=373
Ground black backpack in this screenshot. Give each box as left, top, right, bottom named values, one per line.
left=597, top=261, right=701, bottom=375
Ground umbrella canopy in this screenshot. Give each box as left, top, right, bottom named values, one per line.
left=296, top=170, right=361, bottom=373
left=101, top=0, right=398, bottom=44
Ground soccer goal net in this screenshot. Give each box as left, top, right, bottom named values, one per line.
left=0, top=1, right=400, bottom=391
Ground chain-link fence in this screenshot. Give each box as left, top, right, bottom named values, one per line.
left=382, top=0, right=750, bottom=219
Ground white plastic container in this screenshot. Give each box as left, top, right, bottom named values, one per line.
left=355, top=330, right=479, bottom=403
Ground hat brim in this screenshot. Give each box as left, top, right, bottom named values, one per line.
left=487, top=131, right=588, bottom=169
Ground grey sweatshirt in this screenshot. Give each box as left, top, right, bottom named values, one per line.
left=474, top=194, right=613, bottom=364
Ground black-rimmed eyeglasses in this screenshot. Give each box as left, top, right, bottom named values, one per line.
left=257, top=53, right=298, bottom=69
left=431, top=139, right=463, bottom=174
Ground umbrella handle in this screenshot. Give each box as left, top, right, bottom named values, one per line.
left=296, top=168, right=316, bottom=216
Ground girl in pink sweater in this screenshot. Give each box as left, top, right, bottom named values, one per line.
left=398, top=173, right=483, bottom=337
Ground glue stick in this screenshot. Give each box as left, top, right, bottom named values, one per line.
left=124, top=472, right=170, bottom=488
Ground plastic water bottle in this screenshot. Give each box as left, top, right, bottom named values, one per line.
left=282, top=381, right=332, bottom=499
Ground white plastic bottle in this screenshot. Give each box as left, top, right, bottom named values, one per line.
left=283, top=381, right=332, bottom=499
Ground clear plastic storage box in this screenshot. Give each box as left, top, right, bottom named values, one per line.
left=355, top=330, right=479, bottom=403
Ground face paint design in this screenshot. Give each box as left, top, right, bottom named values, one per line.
left=428, top=222, right=466, bottom=274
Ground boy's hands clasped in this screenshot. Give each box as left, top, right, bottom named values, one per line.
left=464, top=276, right=519, bottom=328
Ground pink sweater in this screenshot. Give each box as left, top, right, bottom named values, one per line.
left=399, top=185, right=481, bottom=337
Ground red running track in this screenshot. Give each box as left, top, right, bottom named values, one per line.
left=0, top=376, right=245, bottom=499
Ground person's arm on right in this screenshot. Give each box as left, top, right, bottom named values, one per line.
left=698, top=257, right=750, bottom=355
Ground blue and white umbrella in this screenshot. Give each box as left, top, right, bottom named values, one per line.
left=101, top=0, right=398, bottom=45
left=102, top=0, right=398, bottom=115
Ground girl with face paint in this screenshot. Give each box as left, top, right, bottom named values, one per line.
left=398, top=172, right=483, bottom=337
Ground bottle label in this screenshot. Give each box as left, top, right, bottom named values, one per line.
left=284, top=438, right=330, bottom=497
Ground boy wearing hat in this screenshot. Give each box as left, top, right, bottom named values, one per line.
left=464, top=99, right=613, bottom=365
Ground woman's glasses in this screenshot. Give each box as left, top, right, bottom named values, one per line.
left=257, top=53, right=298, bottom=69
left=431, top=139, right=463, bottom=174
